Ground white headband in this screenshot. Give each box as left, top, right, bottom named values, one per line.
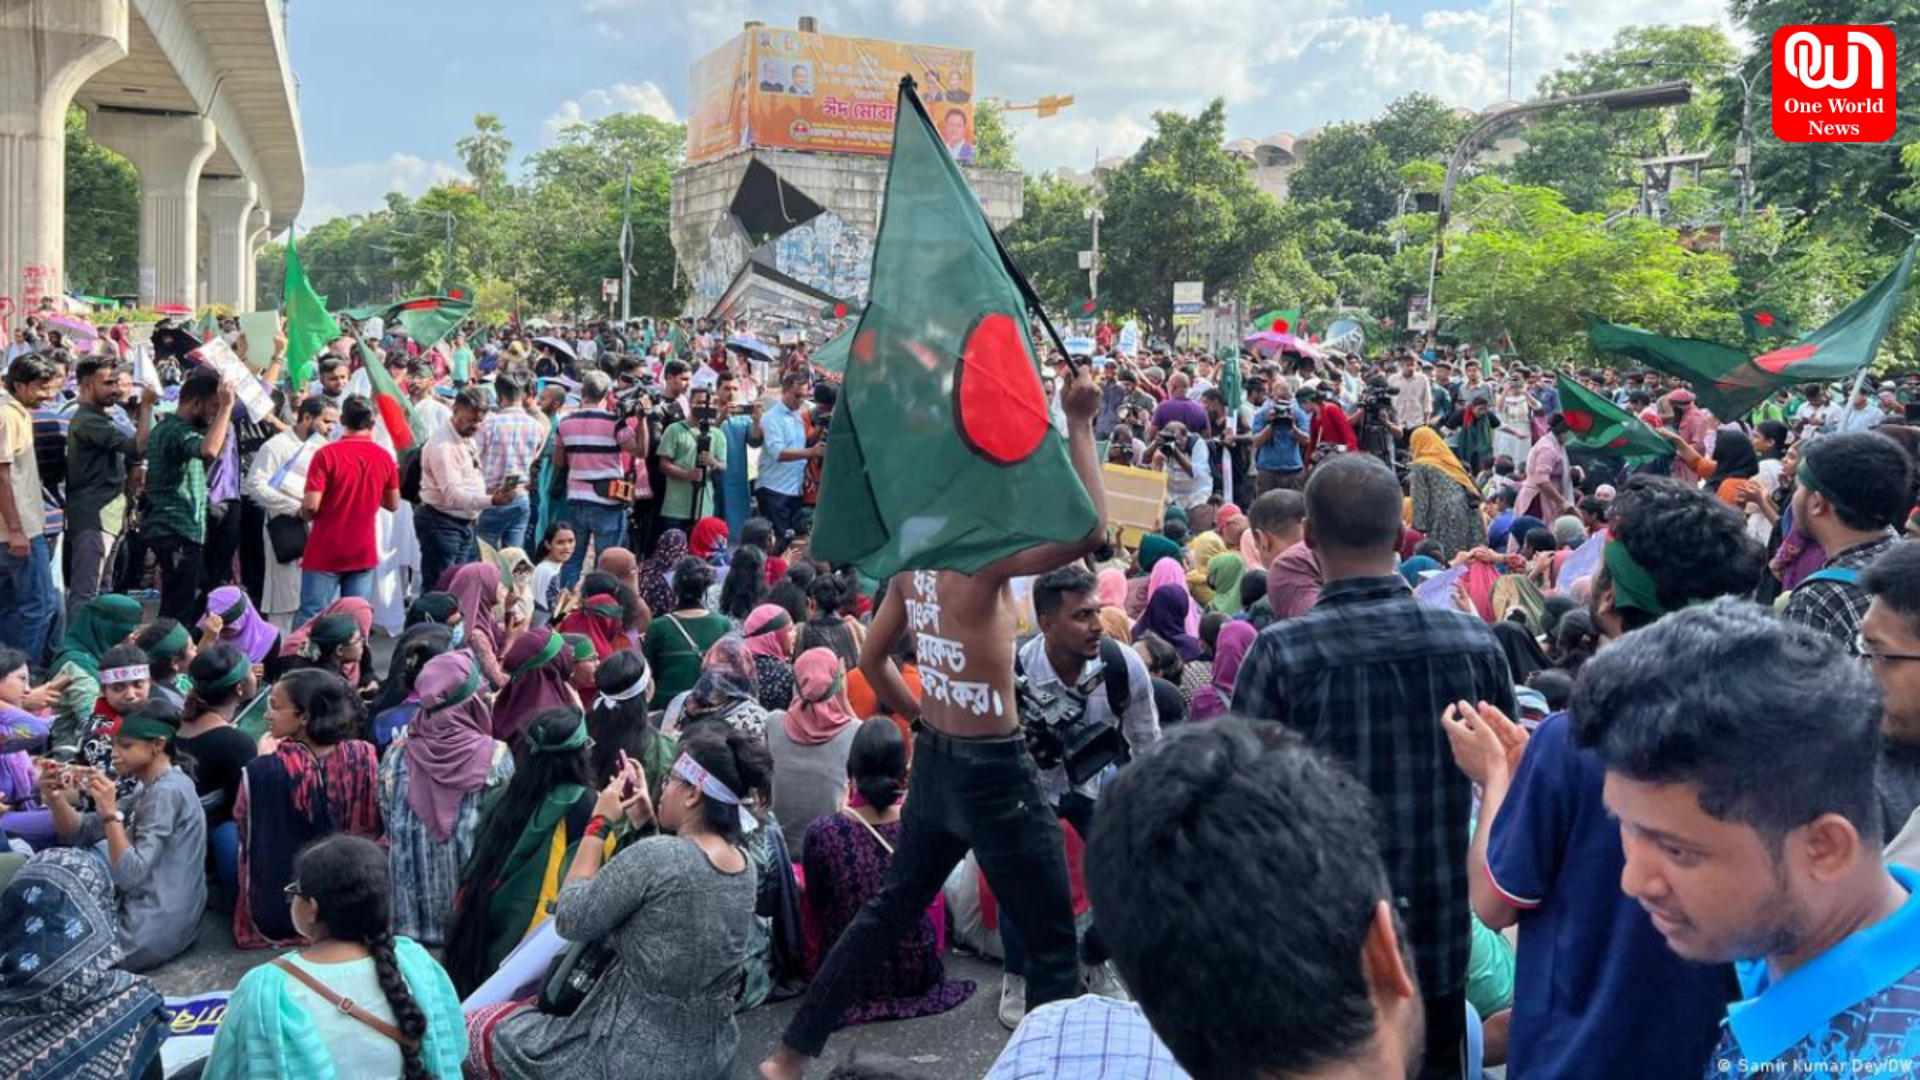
left=100, top=666, right=149, bottom=686
left=592, top=667, right=652, bottom=708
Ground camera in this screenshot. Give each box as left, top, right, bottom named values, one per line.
left=1017, top=679, right=1128, bottom=786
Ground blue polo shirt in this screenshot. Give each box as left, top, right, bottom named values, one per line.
left=1709, top=865, right=1920, bottom=1076
left=756, top=401, right=808, bottom=497
left=1488, top=713, right=1738, bottom=1079
left=1248, top=402, right=1311, bottom=473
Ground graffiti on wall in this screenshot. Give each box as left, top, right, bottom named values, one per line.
left=765, top=212, right=872, bottom=302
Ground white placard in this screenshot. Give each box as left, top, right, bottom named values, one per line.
left=194, top=336, right=275, bottom=422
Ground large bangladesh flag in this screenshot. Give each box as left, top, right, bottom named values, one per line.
left=1556, top=374, right=1672, bottom=462
left=813, top=79, right=1097, bottom=578
left=353, top=336, right=427, bottom=453
left=1586, top=317, right=1764, bottom=419
left=341, top=288, right=475, bottom=350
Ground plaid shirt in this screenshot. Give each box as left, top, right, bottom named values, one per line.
left=474, top=408, right=547, bottom=490
left=1783, top=532, right=1901, bottom=651
left=1232, top=574, right=1515, bottom=996
left=987, top=997, right=1190, bottom=1080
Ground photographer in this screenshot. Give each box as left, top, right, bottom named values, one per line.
left=657, top=385, right=726, bottom=537
left=553, top=370, right=648, bottom=587
left=1356, top=376, right=1404, bottom=465
left=1248, top=387, right=1311, bottom=494
left=1149, top=420, right=1213, bottom=509
left=1001, top=565, right=1159, bottom=1019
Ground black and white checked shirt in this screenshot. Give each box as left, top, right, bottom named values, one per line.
left=1784, top=532, right=1902, bottom=651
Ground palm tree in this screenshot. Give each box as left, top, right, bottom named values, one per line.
left=457, top=114, right=512, bottom=192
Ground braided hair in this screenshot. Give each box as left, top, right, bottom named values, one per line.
left=293, top=835, right=431, bottom=1079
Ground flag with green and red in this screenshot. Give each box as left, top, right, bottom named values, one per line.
left=813, top=78, right=1096, bottom=578
left=353, top=336, right=426, bottom=453
left=1740, top=305, right=1798, bottom=342
left=1556, top=374, right=1672, bottom=462
left=386, top=286, right=474, bottom=350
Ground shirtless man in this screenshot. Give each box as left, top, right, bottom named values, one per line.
left=761, top=363, right=1107, bottom=1079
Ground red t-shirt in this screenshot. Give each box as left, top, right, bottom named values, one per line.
left=305, top=433, right=398, bottom=573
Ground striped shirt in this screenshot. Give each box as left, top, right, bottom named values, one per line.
left=474, top=408, right=546, bottom=490
left=554, top=407, right=639, bottom=506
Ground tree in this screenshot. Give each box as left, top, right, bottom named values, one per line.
left=455, top=114, right=512, bottom=195
left=1287, top=122, right=1398, bottom=233
left=1370, top=93, right=1473, bottom=171
left=63, top=107, right=138, bottom=297
left=1001, top=172, right=1090, bottom=310
left=972, top=101, right=1018, bottom=172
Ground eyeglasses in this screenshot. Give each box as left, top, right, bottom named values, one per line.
left=283, top=881, right=304, bottom=899
left=1855, top=632, right=1920, bottom=665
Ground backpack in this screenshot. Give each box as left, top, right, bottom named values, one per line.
left=1800, top=567, right=1861, bottom=587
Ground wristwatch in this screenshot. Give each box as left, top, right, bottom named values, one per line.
left=108, top=809, right=125, bottom=825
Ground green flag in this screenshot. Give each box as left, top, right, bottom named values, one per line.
left=809, top=332, right=850, bottom=377
left=1218, top=349, right=1244, bottom=411
left=1587, top=317, right=1767, bottom=420
left=1740, top=305, right=1799, bottom=342
left=668, top=325, right=690, bottom=359
left=813, top=79, right=1096, bottom=578
left=1724, top=241, right=1918, bottom=394
left=387, top=286, right=475, bottom=350
left=354, top=336, right=427, bottom=453
left=1556, top=374, right=1672, bottom=462
left=283, top=231, right=341, bottom=391
left=1252, top=308, right=1301, bottom=334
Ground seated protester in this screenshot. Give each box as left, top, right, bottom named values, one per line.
left=642, top=557, right=732, bottom=709
left=742, top=603, right=799, bottom=712
left=133, top=619, right=194, bottom=710
left=767, top=649, right=862, bottom=859
left=443, top=708, right=597, bottom=996
left=367, top=623, right=454, bottom=752
left=287, top=610, right=377, bottom=700
left=554, top=571, right=633, bottom=661
left=72, top=643, right=154, bottom=815
left=42, top=699, right=207, bottom=971
left=845, top=630, right=923, bottom=739
left=1134, top=633, right=1189, bottom=727
left=177, top=645, right=262, bottom=905
left=803, top=719, right=975, bottom=1024
left=235, top=669, right=383, bottom=950
left=1239, top=568, right=1275, bottom=629
left=1569, top=600, right=1920, bottom=1077
left=562, top=634, right=601, bottom=711
left=406, top=590, right=461, bottom=633
left=0, top=647, right=58, bottom=849
left=663, top=636, right=772, bottom=740
left=741, top=766, right=807, bottom=1012
left=798, top=573, right=862, bottom=673
left=1040, top=718, right=1427, bottom=1080
left=491, top=627, right=581, bottom=747
left=1782, top=431, right=1913, bottom=648
left=205, top=835, right=466, bottom=1079
left=380, top=651, right=514, bottom=946
left=465, top=730, right=764, bottom=1080
left=1191, top=621, right=1255, bottom=723
left=46, top=594, right=146, bottom=757
left=689, top=516, right=731, bottom=566
left=588, top=650, right=674, bottom=801
left=717, top=545, right=770, bottom=626
left=0, top=850, right=170, bottom=1080
left=201, top=586, right=290, bottom=685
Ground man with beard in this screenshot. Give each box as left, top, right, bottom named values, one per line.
left=1858, top=543, right=1920, bottom=835
left=64, top=355, right=155, bottom=623
left=1571, top=600, right=1919, bottom=1077
left=1443, top=476, right=1755, bottom=1079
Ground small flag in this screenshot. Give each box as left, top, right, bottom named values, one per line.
left=1556, top=374, right=1672, bottom=462
left=283, top=231, right=341, bottom=392
left=1076, top=297, right=1102, bottom=317
left=386, top=288, right=475, bottom=350
left=1740, top=305, right=1799, bottom=342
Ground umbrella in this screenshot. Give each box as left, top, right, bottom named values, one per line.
left=153, top=303, right=194, bottom=317
left=523, top=317, right=553, bottom=330
left=532, top=335, right=576, bottom=361
left=725, top=336, right=778, bottom=362
left=43, top=315, right=99, bottom=350
left=1242, top=330, right=1325, bottom=362
left=149, top=325, right=203, bottom=362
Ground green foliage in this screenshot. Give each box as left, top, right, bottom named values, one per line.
left=63, top=108, right=139, bottom=297
left=1287, top=94, right=1471, bottom=232
left=1001, top=173, right=1092, bottom=310
left=455, top=114, right=512, bottom=198
left=972, top=102, right=1018, bottom=172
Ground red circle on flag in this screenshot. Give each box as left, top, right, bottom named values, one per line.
left=851, top=330, right=877, bottom=366
left=1563, top=410, right=1594, bottom=434
left=1272, top=318, right=1290, bottom=334
left=955, top=312, right=1049, bottom=466
left=832, top=303, right=850, bottom=319
left=1754, top=311, right=1775, bottom=327
left=1753, top=343, right=1817, bottom=375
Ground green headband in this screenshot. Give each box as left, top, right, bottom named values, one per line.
left=150, top=622, right=192, bottom=661
left=219, top=597, right=249, bottom=624
left=802, top=670, right=846, bottom=705
left=425, top=662, right=483, bottom=714
left=511, top=632, right=566, bottom=677
left=1603, top=539, right=1666, bottom=618
left=748, top=611, right=793, bottom=637
left=566, top=635, right=598, bottom=663
left=528, top=715, right=589, bottom=756
left=200, top=654, right=251, bottom=692
left=116, top=713, right=177, bottom=743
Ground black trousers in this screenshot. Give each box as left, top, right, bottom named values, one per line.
left=781, top=725, right=1079, bottom=1057
left=239, top=498, right=268, bottom=601
left=152, top=535, right=206, bottom=626
left=202, top=499, right=242, bottom=590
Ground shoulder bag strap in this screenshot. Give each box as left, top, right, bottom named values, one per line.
left=271, top=957, right=417, bottom=1048
left=838, top=806, right=894, bottom=856
left=663, top=614, right=699, bottom=654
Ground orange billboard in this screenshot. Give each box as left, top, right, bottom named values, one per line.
left=685, top=27, right=976, bottom=166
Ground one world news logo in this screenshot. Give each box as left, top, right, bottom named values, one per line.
left=1772, top=25, right=1896, bottom=142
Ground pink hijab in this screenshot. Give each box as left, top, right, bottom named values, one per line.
left=784, top=648, right=856, bottom=746
left=1095, top=568, right=1127, bottom=609
left=404, top=651, right=495, bottom=842
left=1192, top=621, right=1256, bottom=722
left=743, top=604, right=795, bottom=661
left=1146, top=557, right=1200, bottom=638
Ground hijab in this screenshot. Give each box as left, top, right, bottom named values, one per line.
left=743, top=604, right=795, bottom=661
left=555, top=593, right=625, bottom=658
left=1188, top=532, right=1228, bottom=570
left=1098, top=606, right=1134, bottom=642
left=1708, top=429, right=1760, bottom=485
left=404, top=651, right=497, bottom=843
left=206, top=586, right=278, bottom=663
left=687, top=636, right=758, bottom=716
left=1192, top=621, right=1256, bottom=721
left=1136, top=533, right=1181, bottom=574
left=1207, top=553, right=1247, bottom=615
left=370, top=623, right=453, bottom=718
left=1411, top=426, right=1478, bottom=494
left=1492, top=619, right=1552, bottom=683
left=53, top=595, right=144, bottom=676
left=784, top=648, right=856, bottom=746
left=1135, top=585, right=1203, bottom=661
left=492, top=628, right=575, bottom=745
left=1399, top=554, right=1443, bottom=586
left=1146, top=556, right=1200, bottom=638
left=283, top=599, right=373, bottom=684
left=407, top=591, right=459, bottom=628
left=1095, top=567, right=1128, bottom=609
left=690, top=517, right=730, bottom=561
left=597, top=547, right=641, bottom=597
left=445, top=563, right=504, bottom=653
left=639, top=530, right=688, bottom=616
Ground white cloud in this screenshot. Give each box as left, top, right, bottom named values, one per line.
left=300, top=153, right=466, bottom=223
left=542, top=81, right=679, bottom=142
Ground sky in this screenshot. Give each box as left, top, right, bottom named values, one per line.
left=287, top=0, right=1736, bottom=224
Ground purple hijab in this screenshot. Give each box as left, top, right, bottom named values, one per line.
left=1192, top=621, right=1256, bottom=722
left=1134, top=584, right=1203, bottom=661
left=491, top=627, right=576, bottom=745
left=206, top=586, right=279, bottom=664
left=404, top=651, right=496, bottom=843
left=445, top=563, right=504, bottom=654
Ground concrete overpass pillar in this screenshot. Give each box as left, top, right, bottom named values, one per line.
left=89, top=110, right=216, bottom=310
left=200, top=177, right=255, bottom=310
left=0, top=0, right=128, bottom=325
left=244, top=207, right=270, bottom=311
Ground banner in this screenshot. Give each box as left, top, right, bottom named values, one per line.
left=686, top=27, right=976, bottom=166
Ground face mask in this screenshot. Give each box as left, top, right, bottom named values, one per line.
left=450, top=623, right=467, bottom=648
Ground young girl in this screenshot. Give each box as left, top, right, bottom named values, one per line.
left=0, top=646, right=62, bottom=849
left=42, top=699, right=207, bottom=971
left=134, top=619, right=196, bottom=710
left=531, top=522, right=576, bottom=627
left=76, top=643, right=156, bottom=805
left=177, top=644, right=262, bottom=905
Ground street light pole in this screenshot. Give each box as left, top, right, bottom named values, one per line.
left=1086, top=206, right=1103, bottom=301
left=1424, top=80, right=1692, bottom=347
left=619, top=162, right=634, bottom=325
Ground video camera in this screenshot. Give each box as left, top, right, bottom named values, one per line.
left=1017, top=678, right=1128, bottom=787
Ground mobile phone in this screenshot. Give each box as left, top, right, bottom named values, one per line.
left=502, top=473, right=523, bottom=489
left=617, top=750, right=637, bottom=797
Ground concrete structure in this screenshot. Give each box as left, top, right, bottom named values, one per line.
left=0, top=0, right=303, bottom=321
left=671, top=148, right=1023, bottom=321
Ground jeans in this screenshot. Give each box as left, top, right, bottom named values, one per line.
left=0, top=535, right=55, bottom=665
left=151, top=534, right=207, bottom=626
left=757, top=487, right=805, bottom=549
left=999, top=791, right=1109, bottom=975
left=559, top=500, right=628, bottom=588
left=476, top=495, right=530, bottom=553
left=415, top=505, right=477, bottom=596
left=65, top=528, right=119, bottom=627
left=297, top=567, right=373, bottom=625
left=1255, top=467, right=1307, bottom=495
left=781, top=725, right=1078, bottom=1057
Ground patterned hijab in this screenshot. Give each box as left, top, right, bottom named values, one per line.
left=405, top=651, right=496, bottom=843
left=0, top=850, right=167, bottom=1080
left=640, top=530, right=688, bottom=615
left=690, top=517, right=730, bottom=561
left=687, top=635, right=759, bottom=716
left=53, top=595, right=144, bottom=677
left=206, top=586, right=279, bottom=663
